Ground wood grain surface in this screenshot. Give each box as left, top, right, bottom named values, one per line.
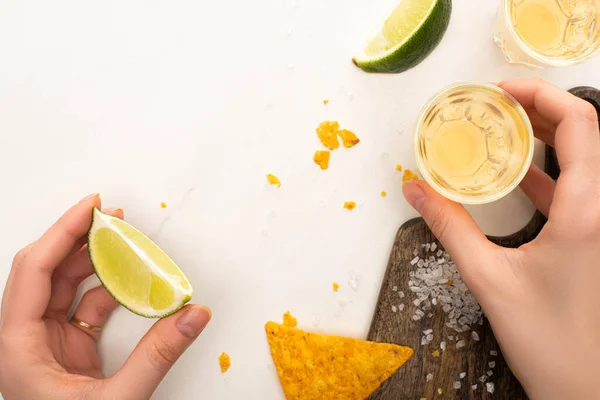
left=366, top=87, right=599, bottom=400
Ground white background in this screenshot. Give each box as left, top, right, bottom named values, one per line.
left=0, top=0, right=599, bottom=399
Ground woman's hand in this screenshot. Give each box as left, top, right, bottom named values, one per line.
left=403, top=78, right=600, bottom=400
left=0, top=194, right=211, bottom=400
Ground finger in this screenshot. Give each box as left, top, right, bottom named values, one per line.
left=2, top=194, right=101, bottom=326
left=70, top=286, right=119, bottom=340
left=500, top=79, right=600, bottom=169
left=45, top=208, right=124, bottom=319
left=108, top=305, right=211, bottom=399
left=519, top=164, right=556, bottom=218
left=526, top=108, right=556, bottom=147
left=403, top=181, right=500, bottom=291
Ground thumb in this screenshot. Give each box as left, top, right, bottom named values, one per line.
left=403, top=180, right=499, bottom=289
left=108, top=305, right=211, bottom=399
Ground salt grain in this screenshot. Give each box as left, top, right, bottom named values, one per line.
left=487, top=370, right=493, bottom=377
left=431, top=243, right=437, bottom=252
left=426, top=373, right=434, bottom=382
left=486, top=382, right=495, bottom=394
left=490, top=350, right=498, bottom=356
left=423, top=329, right=433, bottom=335
left=410, top=256, right=419, bottom=265
left=440, top=341, right=446, bottom=351
left=453, top=381, right=461, bottom=390
left=472, top=331, right=480, bottom=341
left=489, top=361, right=496, bottom=369
left=399, top=291, right=405, bottom=298
left=456, top=340, right=466, bottom=349
left=392, top=286, right=398, bottom=292
left=398, top=304, right=405, bottom=311
left=459, top=372, right=467, bottom=379
left=471, top=384, right=478, bottom=391
left=479, top=375, right=487, bottom=383
left=392, top=305, right=397, bottom=313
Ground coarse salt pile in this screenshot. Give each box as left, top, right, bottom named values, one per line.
left=408, top=243, right=484, bottom=333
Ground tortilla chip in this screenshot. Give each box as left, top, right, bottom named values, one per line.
left=267, top=174, right=282, bottom=187
left=344, top=201, right=356, bottom=211
left=219, top=352, right=231, bottom=373
left=338, top=129, right=360, bottom=148
left=316, top=121, right=340, bottom=150
left=265, top=322, right=414, bottom=400
left=283, top=311, right=297, bottom=328
left=313, top=150, right=331, bottom=170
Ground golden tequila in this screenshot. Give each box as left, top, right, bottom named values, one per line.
left=414, top=83, right=534, bottom=204
left=495, top=0, right=600, bottom=67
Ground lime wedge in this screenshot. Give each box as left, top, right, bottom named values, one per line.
left=353, top=0, right=452, bottom=73
left=88, top=208, right=193, bottom=318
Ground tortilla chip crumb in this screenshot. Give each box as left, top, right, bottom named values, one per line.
left=420, top=398, right=427, bottom=400
left=316, top=121, right=340, bottom=150
left=219, top=352, right=231, bottom=373
left=313, top=150, right=330, bottom=170
left=267, top=174, right=281, bottom=187
left=446, top=279, right=453, bottom=286
left=381, top=191, right=387, bottom=197
left=344, top=201, right=356, bottom=211
left=431, top=350, right=440, bottom=358
left=402, top=169, right=418, bottom=183
left=264, top=321, right=414, bottom=400
left=333, top=282, right=340, bottom=292
left=283, top=311, right=297, bottom=328
left=437, top=388, right=443, bottom=395
left=396, top=164, right=403, bottom=172
left=160, top=202, right=167, bottom=209
left=338, top=129, right=360, bottom=148
left=323, top=99, right=330, bottom=105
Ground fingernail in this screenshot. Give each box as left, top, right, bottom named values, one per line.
left=176, top=305, right=211, bottom=338
left=403, top=182, right=426, bottom=212
left=83, top=193, right=100, bottom=201
left=104, top=208, right=124, bottom=217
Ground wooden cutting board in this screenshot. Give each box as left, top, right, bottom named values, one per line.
left=366, top=87, right=599, bottom=400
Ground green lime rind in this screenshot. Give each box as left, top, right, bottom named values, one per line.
left=87, top=207, right=193, bottom=319
left=353, top=0, right=452, bottom=74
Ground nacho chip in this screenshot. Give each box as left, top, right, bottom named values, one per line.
left=395, top=164, right=403, bottom=172
left=381, top=191, right=387, bottom=197
left=265, top=322, right=414, bottom=400
left=267, top=174, right=282, bottom=187
left=283, top=311, right=297, bottom=328
left=333, top=282, right=340, bottom=292
left=313, top=150, right=330, bottom=170
left=402, top=169, right=418, bottom=183
left=338, top=129, right=360, bottom=148
left=316, top=121, right=340, bottom=150
left=323, top=100, right=330, bottom=105
left=344, top=201, right=356, bottom=211
left=160, top=202, right=167, bottom=209
left=219, top=352, right=231, bottom=373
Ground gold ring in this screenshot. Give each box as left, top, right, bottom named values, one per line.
left=71, top=316, right=102, bottom=332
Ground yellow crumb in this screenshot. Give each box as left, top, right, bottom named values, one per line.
left=381, top=191, right=387, bottom=197
left=316, top=121, right=340, bottom=150
left=313, top=150, right=331, bottom=170
left=160, top=202, right=167, bottom=209
left=431, top=350, right=440, bottom=358
left=420, top=398, right=427, bottom=400
left=344, top=201, right=356, bottom=211
left=333, top=282, right=340, bottom=292
left=323, top=99, right=330, bottom=105
left=267, top=174, right=281, bottom=188
left=446, top=279, right=453, bottom=286
left=437, top=388, right=443, bottom=395
left=395, top=164, right=403, bottom=172
left=283, top=311, right=297, bottom=328
left=219, top=352, right=231, bottom=373
left=338, top=129, right=360, bottom=148
left=402, top=169, right=419, bottom=183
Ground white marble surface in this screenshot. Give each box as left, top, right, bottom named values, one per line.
left=0, top=0, right=599, bottom=399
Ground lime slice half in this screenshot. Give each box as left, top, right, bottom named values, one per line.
left=88, top=208, right=193, bottom=318
left=353, top=0, right=452, bottom=73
